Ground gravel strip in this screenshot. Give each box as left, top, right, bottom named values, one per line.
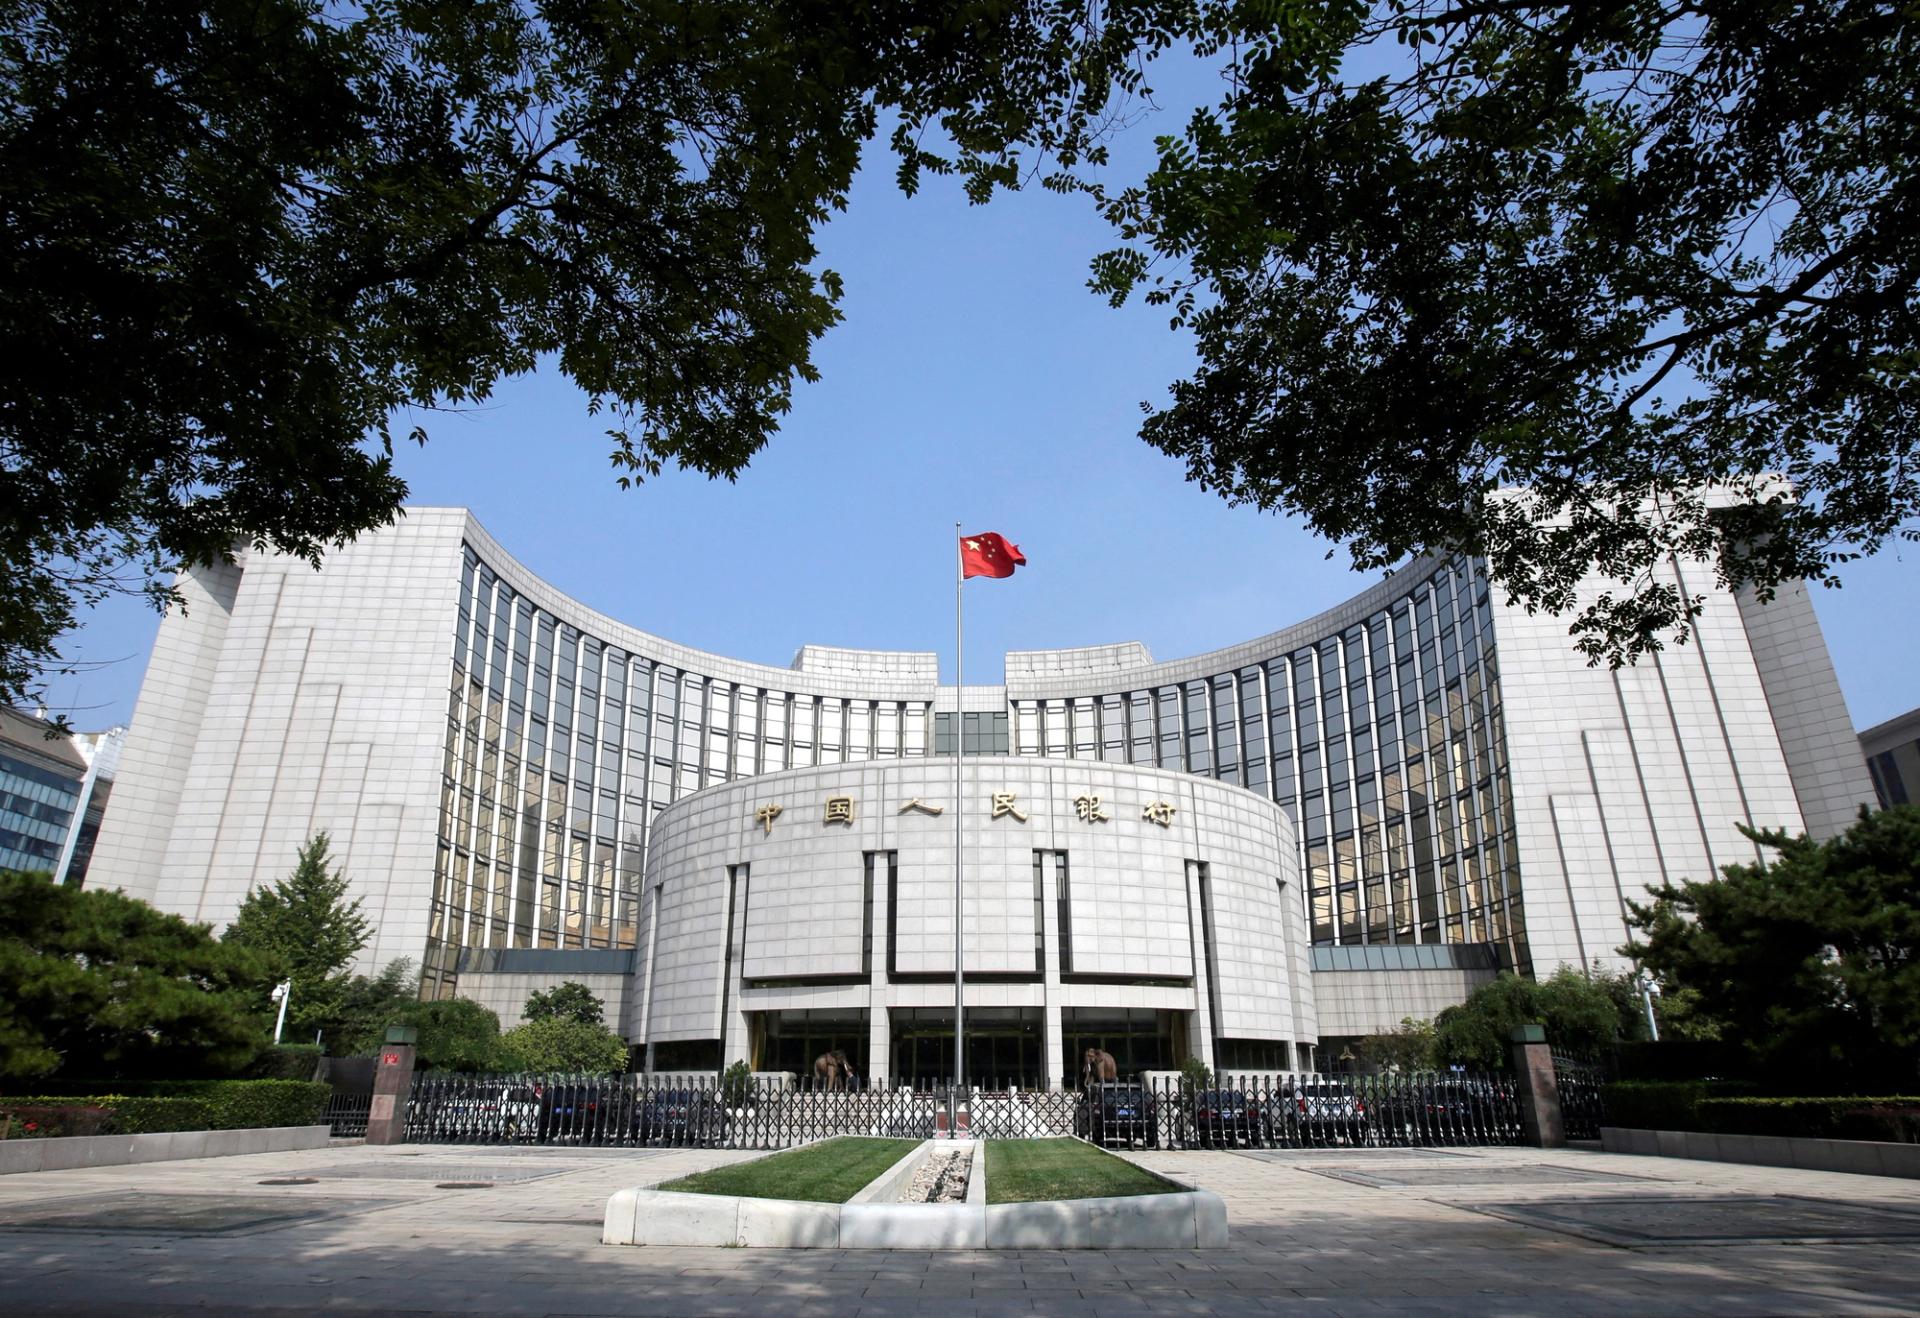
left=898, top=1149, right=971, bottom=1203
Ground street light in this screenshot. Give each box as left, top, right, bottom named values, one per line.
left=1632, top=973, right=1661, bottom=1042
left=269, top=980, right=292, bottom=1046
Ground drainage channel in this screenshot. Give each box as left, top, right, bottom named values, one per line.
left=898, top=1148, right=971, bottom=1203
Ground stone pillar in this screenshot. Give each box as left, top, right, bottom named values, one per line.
left=365, top=1026, right=418, bottom=1146
left=1041, top=1004, right=1065, bottom=1092
left=1181, top=860, right=1219, bottom=1073
left=1509, top=1024, right=1565, bottom=1148
left=867, top=1005, right=890, bottom=1090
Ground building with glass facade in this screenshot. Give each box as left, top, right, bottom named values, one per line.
left=1862, top=707, right=1920, bottom=810
left=85, top=508, right=1877, bottom=1079
left=1, top=707, right=123, bottom=885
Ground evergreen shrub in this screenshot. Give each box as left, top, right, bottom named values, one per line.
left=0, top=1080, right=329, bottom=1135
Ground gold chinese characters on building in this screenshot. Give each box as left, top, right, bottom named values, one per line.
left=823, top=795, right=855, bottom=825
left=989, top=792, right=1029, bottom=823
left=898, top=798, right=945, bottom=816
left=1142, top=800, right=1177, bottom=827
left=1073, top=793, right=1112, bottom=823
left=753, top=803, right=783, bottom=836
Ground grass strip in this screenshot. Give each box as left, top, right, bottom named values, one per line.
left=655, top=1136, right=916, bottom=1204
left=986, top=1137, right=1179, bottom=1204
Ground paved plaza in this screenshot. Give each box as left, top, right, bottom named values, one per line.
left=1, top=1139, right=1917, bottom=1316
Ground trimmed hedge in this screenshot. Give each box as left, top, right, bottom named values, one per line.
left=0, top=1104, right=115, bottom=1139
left=1600, top=1080, right=1750, bottom=1133
left=1696, top=1097, right=1920, bottom=1144
left=1611, top=1040, right=1754, bottom=1083
left=244, top=1045, right=325, bottom=1081
left=1601, top=1081, right=1920, bottom=1143
left=0, top=1080, right=329, bottom=1136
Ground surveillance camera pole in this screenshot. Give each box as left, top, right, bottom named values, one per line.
left=270, top=980, right=292, bottom=1046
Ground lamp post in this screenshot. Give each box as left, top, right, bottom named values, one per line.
left=269, top=980, right=292, bottom=1046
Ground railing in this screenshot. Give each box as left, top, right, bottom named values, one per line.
left=1074, top=1073, right=1527, bottom=1150
left=1551, top=1054, right=1610, bottom=1140
left=322, top=1089, right=372, bottom=1137
left=375, top=1070, right=1545, bottom=1150
left=397, top=1073, right=939, bottom=1148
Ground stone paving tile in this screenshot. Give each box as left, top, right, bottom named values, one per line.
left=0, top=1142, right=1918, bottom=1314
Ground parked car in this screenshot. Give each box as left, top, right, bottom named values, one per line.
left=1188, top=1087, right=1264, bottom=1148
left=425, top=1084, right=541, bottom=1141
left=1273, top=1080, right=1369, bottom=1144
left=1382, top=1077, right=1513, bottom=1140
left=636, top=1087, right=726, bottom=1147
left=1075, top=1083, right=1160, bottom=1148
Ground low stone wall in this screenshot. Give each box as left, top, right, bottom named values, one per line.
left=603, top=1139, right=1227, bottom=1249
left=0, top=1124, right=331, bottom=1176
left=844, top=1140, right=930, bottom=1204
left=1601, top=1126, right=1920, bottom=1180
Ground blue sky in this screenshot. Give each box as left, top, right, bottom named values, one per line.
left=36, top=64, right=1920, bottom=733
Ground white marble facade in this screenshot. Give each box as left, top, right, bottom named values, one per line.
left=633, top=759, right=1312, bottom=1086
left=84, top=505, right=1876, bottom=1062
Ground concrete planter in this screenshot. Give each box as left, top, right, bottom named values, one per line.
left=604, top=1137, right=1228, bottom=1249
left=1601, top=1126, right=1920, bottom=1179
left=0, top=1124, right=331, bottom=1175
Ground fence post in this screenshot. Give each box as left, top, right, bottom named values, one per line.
left=366, top=1026, right=419, bottom=1146
left=1508, top=1025, right=1565, bottom=1148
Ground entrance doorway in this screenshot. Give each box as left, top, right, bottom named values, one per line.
left=752, top=1009, right=869, bottom=1085
left=1062, top=1007, right=1177, bottom=1081
left=889, top=1006, right=1043, bottom=1088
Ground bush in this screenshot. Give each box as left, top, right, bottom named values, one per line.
left=0, top=869, right=271, bottom=1083
left=1695, top=1097, right=1920, bottom=1144
left=1356, top=1018, right=1437, bottom=1072
left=1611, top=1040, right=1753, bottom=1083
left=497, top=1017, right=627, bottom=1074
left=1600, top=1080, right=1732, bottom=1132
left=0, top=1104, right=114, bottom=1139
left=1625, top=806, right=1920, bottom=1091
left=385, top=998, right=506, bottom=1072
left=1600, top=1083, right=1920, bottom=1143
left=0, top=1080, right=330, bottom=1135
left=244, top=1044, right=325, bottom=1080
left=1433, top=967, right=1638, bottom=1070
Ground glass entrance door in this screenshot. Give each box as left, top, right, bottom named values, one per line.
left=889, top=1007, right=1043, bottom=1088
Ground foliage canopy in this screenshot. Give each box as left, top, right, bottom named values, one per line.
left=6, top=0, right=1911, bottom=706
left=498, top=1016, right=628, bottom=1074
left=0, top=0, right=1159, bottom=713
left=1430, top=966, right=1642, bottom=1069
left=386, top=997, right=508, bottom=1073
left=1354, top=1017, right=1438, bottom=1072
left=1624, top=806, right=1920, bottom=1090
left=327, top=958, right=420, bottom=1056
left=1091, top=0, right=1920, bottom=664
left=223, top=833, right=371, bottom=1043
left=522, top=980, right=604, bottom=1027
left=0, top=870, right=270, bottom=1082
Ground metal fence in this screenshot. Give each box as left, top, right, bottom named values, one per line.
left=322, top=1089, right=372, bottom=1138
left=385, top=1074, right=938, bottom=1149
left=1071, top=1073, right=1528, bottom=1150
left=1553, top=1055, right=1609, bottom=1141
left=325, top=1067, right=1593, bottom=1150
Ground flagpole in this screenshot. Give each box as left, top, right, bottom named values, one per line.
left=953, top=521, right=966, bottom=1095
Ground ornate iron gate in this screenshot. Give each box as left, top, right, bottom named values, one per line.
left=340, top=1067, right=1586, bottom=1150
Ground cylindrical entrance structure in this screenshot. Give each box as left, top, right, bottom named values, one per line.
left=631, top=758, right=1314, bottom=1089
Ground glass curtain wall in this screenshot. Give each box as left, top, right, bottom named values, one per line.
left=425, top=548, right=1522, bottom=996
left=1009, top=560, right=1524, bottom=969
left=425, top=545, right=937, bottom=996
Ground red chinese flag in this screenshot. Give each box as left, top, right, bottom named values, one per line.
left=960, top=532, right=1027, bottom=580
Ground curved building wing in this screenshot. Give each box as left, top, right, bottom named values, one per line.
left=84, top=506, right=1875, bottom=1077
